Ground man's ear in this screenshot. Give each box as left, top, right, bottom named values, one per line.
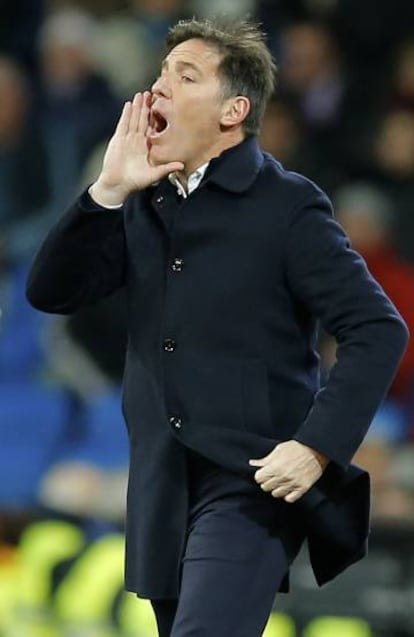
left=220, top=96, right=251, bottom=128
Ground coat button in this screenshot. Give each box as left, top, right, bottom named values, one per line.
left=163, top=338, right=177, bottom=352
left=156, top=196, right=164, bottom=204
left=169, top=415, right=182, bottom=429
left=171, top=258, right=184, bottom=272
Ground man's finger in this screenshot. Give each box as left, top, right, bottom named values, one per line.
left=254, top=466, right=289, bottom=484
left=115, top=101, right=132, bottom=136
left=248, top=458, right=266, bottom=467
left=253, top=467, right=272, bottom=483
left=284, top=489, right=305, bottom=503
left=138, top=91, right=151, bottom=135
left=259, top=477, right=278, bottom=492
left=259, top=476, right=293, bottom=492
left=151, top=162, right=185, bottom=182
left=129, top=92, right=142, bottom=133
left=271, top=485, right=291, bottom=498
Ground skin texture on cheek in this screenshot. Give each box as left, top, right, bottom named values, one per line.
left=149, top=96, right=222, bottom=168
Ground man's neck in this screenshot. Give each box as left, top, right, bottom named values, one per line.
left=177, top=131, right=245, bottom=187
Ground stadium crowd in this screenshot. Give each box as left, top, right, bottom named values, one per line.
left=1, top=0, right=414, bottom=635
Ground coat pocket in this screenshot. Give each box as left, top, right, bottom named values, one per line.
left=181, top=356, right=244, bottom=431
left=241, top=358, right=273, bottom=437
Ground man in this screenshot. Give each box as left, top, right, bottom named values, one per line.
left=26, top=18, right=408, bottom=637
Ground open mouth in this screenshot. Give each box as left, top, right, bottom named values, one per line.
left=148, top=109, right=170, bottom=139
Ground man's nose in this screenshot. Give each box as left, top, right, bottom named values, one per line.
left=151, top=74, right=171, bottom=99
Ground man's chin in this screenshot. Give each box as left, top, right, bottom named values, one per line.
left=148, top=143, right=181, bottom=168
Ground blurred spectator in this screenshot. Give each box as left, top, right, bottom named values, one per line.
left=259, top=97, right=345, bottom=191
left=375, top=110, right=414, bottom=181
left=35, top=312, right=129, bottom=523
left=353, top=411, right=414, bottom=521
left=38, top=459, right=128, bottom=521
left=389, top=40, right=414, bottom=111
left=276, top=21, right=364, bottom=187
left=72, top=0, right=128, bottom=14
left=255, top=0, right=310, bottom=57
left=0, top=56, right=50, bottom=261
left=0, top=0, right=44, bottom=76
left=38, top=390, right=129, bottom=524
left=0, top=259, right=72, bottom=514
left=333, top=0, right=414, bottom=75
left=370, top=110, right=414, bottom=263
left=190, top=0, right=256, bottom=19
left=93, top=16, right=156, bottom=97
left=257, top=0, right=340, bottom=27
left=335, top=183, right=414, bottom=407
left=259, top=98, right=304, bottom=168
left=0, top=6, right=132, bottom=527
left=319, top=183, right=414, bottom=518
left=94, top=0, right=189, bottom=97
left=37, top=7, right=120, bottom=206
left=0, top=57, right=63, bottom=512
left=279, top=22, right=345, bottom=132
left=133, top=0, right=187, bottom=41
left=379, top=444, right=414, bottom=519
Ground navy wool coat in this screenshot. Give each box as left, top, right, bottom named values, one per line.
left=26, top=135, right=409, bottom=598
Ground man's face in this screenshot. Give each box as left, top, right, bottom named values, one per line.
left=147, top=38, right=227, bottom=171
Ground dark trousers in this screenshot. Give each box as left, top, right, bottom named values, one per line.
left=150, top=449, right=301, bottom=637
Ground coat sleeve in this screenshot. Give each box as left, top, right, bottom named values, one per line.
left=285, top=186, right=409, bottom=470
left=26, top=188, right=126, bottom=314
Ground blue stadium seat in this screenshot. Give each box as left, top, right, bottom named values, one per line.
left=67, top=388, right=129, bottom=469
left=0, top=382, right=69, bottom=508
left=0, top=263, right=47, bottom=382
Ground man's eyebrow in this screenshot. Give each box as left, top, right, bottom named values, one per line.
left=161, top=59, right=203, bottom=75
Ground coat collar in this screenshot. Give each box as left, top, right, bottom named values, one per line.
left=149, top=135, right=264, bottom=233
left=202, top=135, right=264, bottom=193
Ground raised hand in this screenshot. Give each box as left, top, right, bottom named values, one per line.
left=90, top=91, right=184, bottom=207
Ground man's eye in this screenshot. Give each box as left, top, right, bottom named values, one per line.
left=181, top=75, right=194, bottom=83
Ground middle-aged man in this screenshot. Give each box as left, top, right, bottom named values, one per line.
left=26, top=18, right=409, bottom=637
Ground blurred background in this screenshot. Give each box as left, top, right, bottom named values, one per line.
left=1, top=0, right=414, bottom=635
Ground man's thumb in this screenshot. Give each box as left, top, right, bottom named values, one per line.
left=154, top=162, right=185, bottom=180
left=249, top=458, right=266, bottom=466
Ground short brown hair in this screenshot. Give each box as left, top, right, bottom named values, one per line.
left=166, top=17, right=277, bottom=136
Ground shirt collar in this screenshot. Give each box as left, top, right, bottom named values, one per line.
left=168, top=162, right=210, bottom=198
left=165, top=135, right=264, bottom=199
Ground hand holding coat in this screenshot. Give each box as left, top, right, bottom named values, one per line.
left=250, top=440, right=329, bottom=502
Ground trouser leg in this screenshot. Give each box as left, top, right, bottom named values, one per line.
left=171, top=525, right=288, bottom=637
left=169, top=452, right=290, bottom=636
left=151, top=451, right=297, bottom=637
